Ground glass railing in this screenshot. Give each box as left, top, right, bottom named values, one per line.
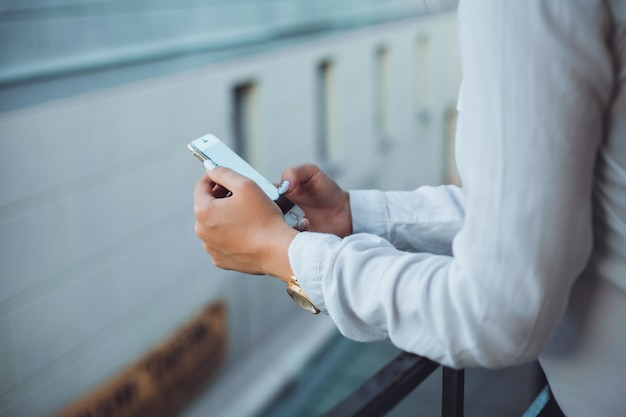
left=260, top=335, right=562, bottom=417
left=322, top=352, right=463, bottom=417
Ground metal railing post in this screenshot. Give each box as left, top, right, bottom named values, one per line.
left=441, top=367, right=464, bottom=417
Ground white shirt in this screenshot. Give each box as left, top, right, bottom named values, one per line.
left=289, top=1, right=626, bottom=416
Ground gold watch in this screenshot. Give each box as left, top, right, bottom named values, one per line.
left=286, top=276, right=320, bottom=314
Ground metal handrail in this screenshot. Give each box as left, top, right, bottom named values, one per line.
left=322, top=351, right=465, bottom=417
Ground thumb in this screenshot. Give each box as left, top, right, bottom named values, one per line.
left=206, top=166, right=249, bottom=191
left=281, top=164, right=320, bottom=192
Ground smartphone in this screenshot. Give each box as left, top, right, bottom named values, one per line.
left=187, top=133, right=305, bottom=228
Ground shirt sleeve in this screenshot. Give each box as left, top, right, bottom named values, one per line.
left=289, top=0, right=614, bottom=368
left=349, top=186, right=464, bottom=255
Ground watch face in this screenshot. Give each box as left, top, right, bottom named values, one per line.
left=287, top=287, right=320, bottom=314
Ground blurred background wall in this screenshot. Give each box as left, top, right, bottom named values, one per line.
left=0, top=1, right=460, bottom=416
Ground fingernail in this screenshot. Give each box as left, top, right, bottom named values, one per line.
left=297, top=219, right=307, bottom=230
left=277, top=180, right=290, bottom=195
left=204, top=160, right=217, bottom=171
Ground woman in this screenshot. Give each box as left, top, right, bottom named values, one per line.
left=193, top=2, right=626, bottom=415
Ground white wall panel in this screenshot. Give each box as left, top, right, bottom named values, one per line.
left=7, top=215, right=199, bottom=382
left=0, top=155, right=197, bottom=302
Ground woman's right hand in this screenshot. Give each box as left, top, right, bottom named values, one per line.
left=281, top=164, right=352, bottom=237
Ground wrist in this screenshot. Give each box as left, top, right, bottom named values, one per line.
left=264, top=225, right=299, bottom=283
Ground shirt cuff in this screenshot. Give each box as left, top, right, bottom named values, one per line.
left=288, top=231, right=342, bottom=314
left=349, top=190, right=388, bottom=238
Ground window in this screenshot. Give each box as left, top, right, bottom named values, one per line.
left=316, top=60, right=337, bottom=163
left=374, top=46, right=390, bottom=134
left=416, top=35, right=431, bottom=125
left=444, top=107, right=461, bottom=185
left=232, top=81, right=259, bottom=161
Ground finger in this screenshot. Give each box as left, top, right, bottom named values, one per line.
left=281, top=164, right=320, bottom=192
left=206, top=166, right=250, bottom=192
left=275, top=181, right=288, bottom=196
left=193, top=174, right=218, bottom=220
left=194, top=174, right=216, bottom=207
left=294, top=217, right=309, bottom=231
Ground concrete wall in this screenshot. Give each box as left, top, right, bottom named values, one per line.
left=0, top=12, right=460, bottom=417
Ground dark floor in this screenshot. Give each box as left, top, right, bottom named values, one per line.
left=259, top=334, right=543, bottom=417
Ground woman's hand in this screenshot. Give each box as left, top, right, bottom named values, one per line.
left=281, top=164, right=352, bottom=237
left=193, top=167, right=298, bottom=282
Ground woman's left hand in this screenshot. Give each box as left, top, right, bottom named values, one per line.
left=193, top=167, right=298, bottom=282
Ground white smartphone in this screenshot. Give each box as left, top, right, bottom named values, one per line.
left=187, top=133, right=305, bottom=228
